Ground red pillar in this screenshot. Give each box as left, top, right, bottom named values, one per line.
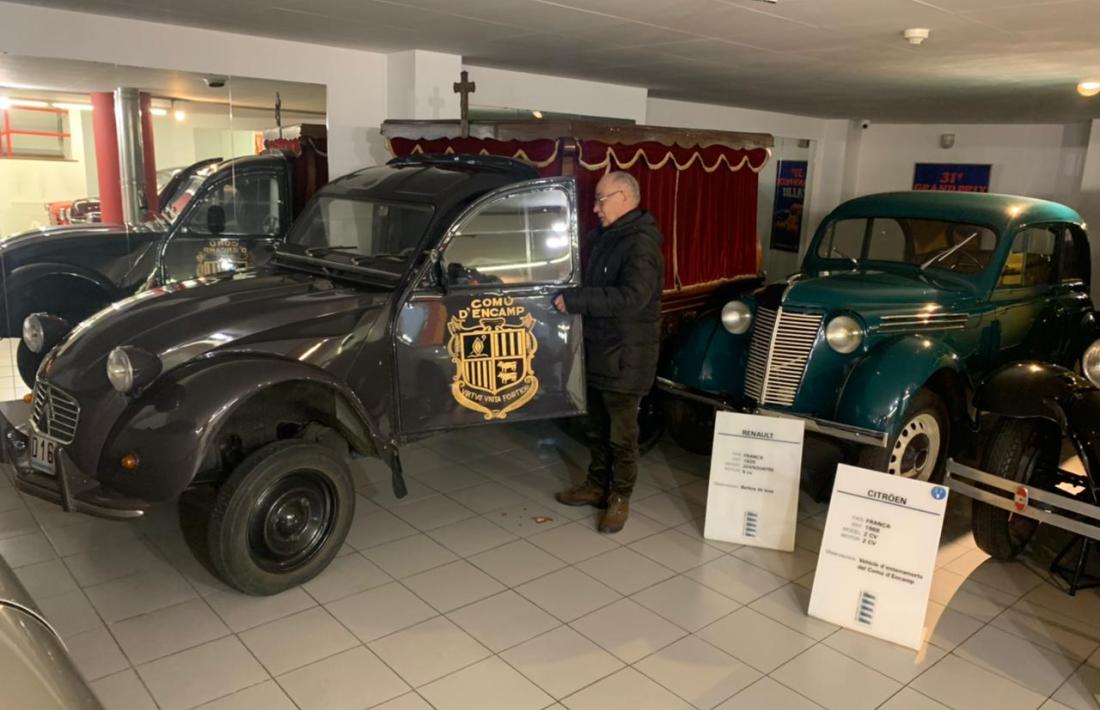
left=90, top=92, right=123, bottom=225
left=139, top=92, right=158, bottom=215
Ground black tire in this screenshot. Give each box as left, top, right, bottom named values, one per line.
left=857, top=388, right=950, bottom=482
left=207, top=440, right=355, bottom=595
left=971, top=419, right=1056, bottom=560
left=664, top=397, right=716, bottom=455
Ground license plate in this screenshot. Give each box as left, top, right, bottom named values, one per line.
left=29, top=434, right=57, bottom=475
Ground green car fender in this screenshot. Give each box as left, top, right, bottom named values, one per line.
left=660, top=310, right=750, bottom=401
left=834, top=335, right=967, bottom=441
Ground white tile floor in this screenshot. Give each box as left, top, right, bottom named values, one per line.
left=1, top=416, right=1099, bottom=710
left=0, top=338, right=31, bottom=401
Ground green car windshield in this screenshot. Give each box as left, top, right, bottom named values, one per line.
left=817, top=217, right=999, bottom=276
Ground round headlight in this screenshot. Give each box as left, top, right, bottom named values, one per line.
left=826, top=315, right=864, bottom=354
left=22, top=315, right=45, bottom=354
left=107, top=348, right=134, bottom=393
left=721, top=301, right=753, bottom=335
left=1084, top=339, right=1100, bottom=389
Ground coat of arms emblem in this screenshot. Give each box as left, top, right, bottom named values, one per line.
left=447, top=297, right=539, bottom=419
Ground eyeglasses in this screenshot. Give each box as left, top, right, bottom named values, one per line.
left=595, top=190, right=623, bottom=204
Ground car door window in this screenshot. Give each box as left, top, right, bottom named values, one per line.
left=162, top=173, right=284, bottom=283
left=184, top=173, right=283, bottom=237
left=999, top=226, right=1057, bottom=288
left=442, top=187, right=573, bottom=286
left=1057, top=225, right=1090, bottom=285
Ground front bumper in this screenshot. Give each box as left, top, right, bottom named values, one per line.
left=946, top=458, right=1100, bottom=541
left=656, top=377, right=889, bottom=448
left=0, top=402, right=147, bottom=520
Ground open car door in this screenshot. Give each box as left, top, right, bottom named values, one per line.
left=395, top=177, right=586, bottom=436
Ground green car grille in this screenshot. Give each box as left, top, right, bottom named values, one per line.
left=744, top=307, right=823, bottom=406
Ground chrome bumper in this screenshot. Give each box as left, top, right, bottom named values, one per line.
left=0, top=402, right=146, bottom=521
left=656, top=377, right=889, bottom=448
left=945, top=458, right=1100, bottom=542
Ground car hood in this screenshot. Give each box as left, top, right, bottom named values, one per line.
left=1, top=222, right=162, bottom=249
left=782, top=269, right=974, bottom=314
left=42, top=271, right=388, bottom=392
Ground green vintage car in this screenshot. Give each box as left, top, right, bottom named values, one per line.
left=659, top=191, right=1096, bottom=483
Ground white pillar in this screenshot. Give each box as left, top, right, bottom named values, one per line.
left=386, top=50, right=462, bottom=120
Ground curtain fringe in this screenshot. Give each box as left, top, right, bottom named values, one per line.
left=578, top=143, right=769, bottom=174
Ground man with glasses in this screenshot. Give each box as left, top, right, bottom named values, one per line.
left=552, top=171, right=665, bottom=533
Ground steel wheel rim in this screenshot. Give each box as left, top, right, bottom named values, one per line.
left=248, top=472, right=336, bottom=573
left=889, top=413, right=941, bottom=481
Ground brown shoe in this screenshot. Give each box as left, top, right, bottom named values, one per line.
left=599, top=493, right=630, bottom=534
left=556, top=482, right=608, bottom=508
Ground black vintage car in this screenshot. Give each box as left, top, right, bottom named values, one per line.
left=2, top=154, right=586, bottom=595
left=3, top=152, right=309, bottom=385
left=945, top=335, right=1100, bottom=589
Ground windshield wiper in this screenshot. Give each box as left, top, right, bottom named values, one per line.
left=305, top=245, right=358, bottom=257
left=922, top=232, right=977, bottom=270
left=829, top=246, right=859, bottom=268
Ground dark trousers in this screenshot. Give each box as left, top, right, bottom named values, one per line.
left=584, top=386, right=642, bottom=496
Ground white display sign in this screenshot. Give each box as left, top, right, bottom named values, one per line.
left=808, top=464, right=949, bottom=650
left=704, top=411, right=805, bottom=551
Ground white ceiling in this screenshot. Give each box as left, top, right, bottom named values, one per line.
left=11, top=0, right=1100, bottom=122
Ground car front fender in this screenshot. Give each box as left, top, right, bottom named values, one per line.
left=835, top=335, right=967, bottom=440
left=659, top=310, right=750, bottom=401
left=973, top=361, right=1100, bottom=480
left=97, top=355, right=383, bottom=503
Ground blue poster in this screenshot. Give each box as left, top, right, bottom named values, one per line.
left=912, top=163, right=991, bottom=193
left=770, top=160, right=807, bottom=253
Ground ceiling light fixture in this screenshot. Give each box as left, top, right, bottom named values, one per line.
left=1078, top=80, right=1100, bottom=97
left=0, top=96, right=10, bottom=110
left=531, top=110, right=544, bottom=119
left=149, top=107, right=168, bottom=117
left=903, top=28, right=931, bottom=45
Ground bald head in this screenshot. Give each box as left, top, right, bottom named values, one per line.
left=594, top=171, right=641, bottom=227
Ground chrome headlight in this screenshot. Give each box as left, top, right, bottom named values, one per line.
left=1084, top=339, right=1100, bottom=389
left=107, top=346, right=162, bottom=394
left=825, top=315, right=864, bottom=354
left=22, top=315, right=44, bottom=353
left=721, top=301, right=753, bottom=335
left=23, top=313, right=71, bottom=354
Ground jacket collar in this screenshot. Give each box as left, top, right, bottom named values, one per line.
left=600, top=208, right=647, bottom=237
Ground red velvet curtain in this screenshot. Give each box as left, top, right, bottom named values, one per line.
left=387, top=136, right=769, bottom=289
left=576, top=141, right=766, bottom=289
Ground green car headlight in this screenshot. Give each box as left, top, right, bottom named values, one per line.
left=825, top=315, right=864, bottom=354
left=1084, top=339, right=1100, bottom=389
left=721, top=301, right=753, bottom=335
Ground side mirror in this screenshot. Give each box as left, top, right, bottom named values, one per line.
left=206, top=205, right=227, bottom=235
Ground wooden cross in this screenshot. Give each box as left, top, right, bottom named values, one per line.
left=453, top=70, right=476, bottom=138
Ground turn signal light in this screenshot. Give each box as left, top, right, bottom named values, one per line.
left=22, top=393, right=32, bottom=404
left=120, top=453, right=140, bottom=471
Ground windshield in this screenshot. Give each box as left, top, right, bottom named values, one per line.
left=161, top=164, right=221, bottom=224
left=816, top=217, right=999, bottom=275
left=285, top=196, right=435, bottom=261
